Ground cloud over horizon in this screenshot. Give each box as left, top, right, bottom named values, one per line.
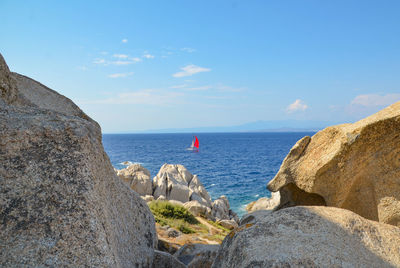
left=173, top=64, right=211, bottom=78
left=351, top=93, right=400, bottom=107
left=286, top=99, right=308, bottom=113
left=143, top=54, right=155, bottom=59
left=181, top=47, right=196, bottom=53
left=108, top=72, right=134, bottom=78
left=80, top=89, right=184, bottom=106
left=113, top=54, right=129, bottom=59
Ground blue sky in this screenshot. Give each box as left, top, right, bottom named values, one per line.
left=1, top=0, right=400, bottom=133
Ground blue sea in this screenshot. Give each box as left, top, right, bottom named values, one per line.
left=102, top=132, right=314, bottom=216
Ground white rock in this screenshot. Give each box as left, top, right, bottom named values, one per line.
left=245, top=191, right=281, bottom=212
left=189, top=175, right=212, bottom=206
left=142, top=195, right=154, bottom=202
left=169, top=200, right=184, bottom=206
left=116, top=163, right=152, bottom=196
left=184, top=200, right=211, bottom=217
left=211, top=196, right=230, bottom=221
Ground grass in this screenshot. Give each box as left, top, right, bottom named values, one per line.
left=148, top=200, right=231, bottom=242
left=206, top=219, right=231, bottom=233
left=148, top=200, right=199, bottom=234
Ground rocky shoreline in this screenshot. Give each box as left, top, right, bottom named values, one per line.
left=115, top=163, right=239, bottom=230
left=1, top=52, right=399, bottom=267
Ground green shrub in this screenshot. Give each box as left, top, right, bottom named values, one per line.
left=148, top=200, right=199, bottom=224
left=178, top=224, right=195, bottom=234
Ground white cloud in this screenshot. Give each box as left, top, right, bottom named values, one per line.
left=143, top=54, right=155, bottom=59
left=113, top=54, right=129, bottom=59
left=351, top=94, right=400, bottom=107
left=93, top=56, right=142, bottom=66
left=122, top=39, right=128, bottom=43
left=81, top=89, right=184, bottom=106
left=93, top=58, right=106, bottom=65
left=286, top=99, right=308, bottom=113
left=108, top=72, right=134, bottom=78
left=185, top=84, right=244, bottom=92
left=170, top=84, right=188, bottom=89
left=173, top=65, right=211, bottom=78
left=215, top=84, right=245, bottom=92
left=187, top=85, right=213, bottom=91
left=131, top=57, right=142, bottom=62
left=111, top=60, right=134, bottom=65
left=181, top=47, right=196, bottom=53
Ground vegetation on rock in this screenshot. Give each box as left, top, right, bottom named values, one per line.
left=149, top=200, right=230, bottom=244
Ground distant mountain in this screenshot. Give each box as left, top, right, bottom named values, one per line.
left=137, top=120, right=339, bottom=133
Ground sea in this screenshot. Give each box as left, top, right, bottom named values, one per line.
left=102, top=132, right=314, bottom=217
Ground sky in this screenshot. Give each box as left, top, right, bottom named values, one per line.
left=1, top=0, right=400, bottom=133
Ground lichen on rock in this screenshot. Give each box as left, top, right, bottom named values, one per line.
left=268, top=102, right=400, bottom=226
left=0, top=53, right=157, bottom=267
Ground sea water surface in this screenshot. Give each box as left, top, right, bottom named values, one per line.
left=103, top=132, right=314, bottom=216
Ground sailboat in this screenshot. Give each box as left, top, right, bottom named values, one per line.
left=187, top=136, right=199, bottom=151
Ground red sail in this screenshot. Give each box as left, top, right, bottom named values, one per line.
left=194, top=136, right=199, bottom=148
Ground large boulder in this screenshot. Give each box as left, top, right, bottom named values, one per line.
left=152, top=250, right=187, bottom=268
left=245, top=191, right=281, bottom=212
left=153, top=164, right=192, bottom=203
left=116, top=163, right=153, bottom=196
left=216, top=219, right=238, bottom=230
left=188, top=175, right=212, bottom=207
left=175, top=243, right=220, bottom=268
left=211, top=196, right=230, bottom=221
left=268, top=102, right=400, bottom=226
left=0, top=53, right=18, bottom=104
left=212, top=206, right=400, bottom=267
left=153, top=164, right=213, bottom=207
left=0, top=54, right=157, bottom=267
left=184, top=200, right=212, bottom=218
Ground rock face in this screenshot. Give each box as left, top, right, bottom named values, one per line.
left=153, top=164, right=212, bottom=206
left=116, top=163, right=153, bottom=196
left=0, top=54, right=157, bottom=267
left=217, top=219, right=238, bottom=230
left=245, top=191, right=281, bottom=212
left=184, top=200, right=212, bottom=218
left=175, top=243, right=220, bottom=268
left=0, top=53, right=18, bottom=104
left=268, top=102, right=400, bottom=226
left=152, top=250, right=186, bottom=268
left=212, top=206, right=400, bottom=267
left=211, top=195, right=238, bottom=223
left=118, top=163, right=239, bottom=224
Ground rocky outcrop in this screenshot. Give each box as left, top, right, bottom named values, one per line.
left=153, top=250, right=187, bottom=268
left=0, top=54, right=157, bottom=267
left=217, top=219, right=238, bottom=230
left=211, top=195, right=238, bottom=223
left=212, top=206, right=400, bottom=267
left=188, top=175, right=212, bottom=207
left=115, top=163, right=239, bottom=225
left=183, top=200, right=212, bottom=218
left=151, top=164, right=238, bottom=223
left=116, top=163, right=153, bottom=196
left=0, top=53, right=18, bottom=104
left=268, top=102, right=400, bottom=226
left=175, top=243, right=220, bottom=268
left=153, top=164, right=212, bottom=206
left=245, top=191, right=281, bottom=212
